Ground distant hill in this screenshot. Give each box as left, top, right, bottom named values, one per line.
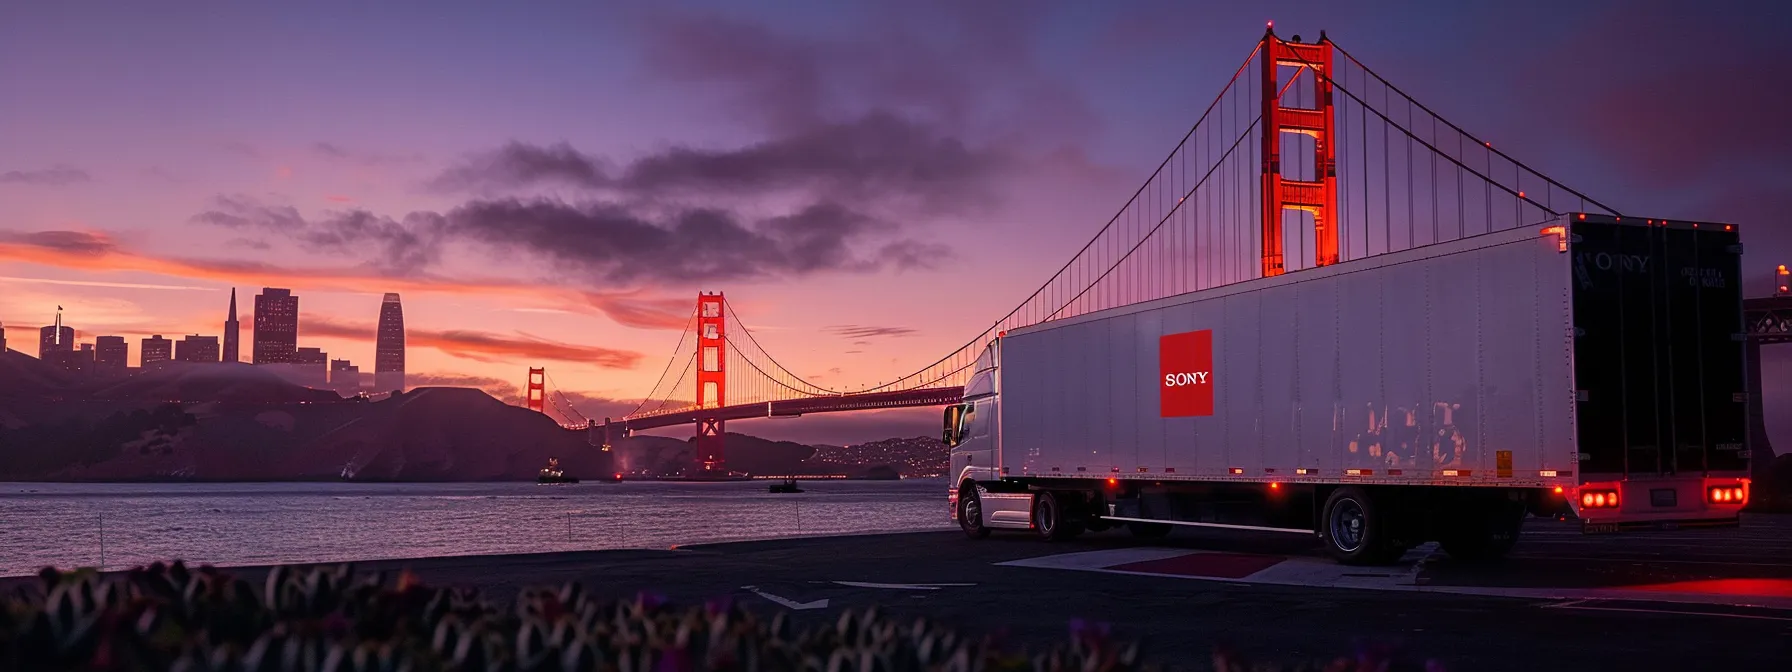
left=0, top=386, right=611, bottom=482
left=82, top=362, right=341, bottom=404
left=0, top=349, right=76, bottom=399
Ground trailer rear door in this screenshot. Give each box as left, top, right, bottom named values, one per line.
left=1569, top=218, right=1747, bottom=477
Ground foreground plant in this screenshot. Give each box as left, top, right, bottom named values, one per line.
left=0, top=562, right=1439, bottom=671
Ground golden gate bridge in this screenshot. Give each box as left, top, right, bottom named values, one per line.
left=518, top=27, right=1784, bottom=480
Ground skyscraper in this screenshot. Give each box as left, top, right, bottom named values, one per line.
left=330, top=359, right=362, bottom=394
left=94, top=336, right=128, bottom=373
left=141, top=335, right=172, bottom=367
left=374, top=293, right=405, bottom=392
left=176, top=335, right=220, bottom=363
left=253, top=288, right=298, bottom=364
left=222, top=288, right=241, bottom=364
left=38, top=325, right=73, bottom=360
left=295, top=347, right=328, bottom=386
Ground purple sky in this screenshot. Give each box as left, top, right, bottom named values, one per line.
left=1, top=0, right=1788, bottom=447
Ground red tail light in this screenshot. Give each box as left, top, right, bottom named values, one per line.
left=1708, top=485, right=1747, bottom=505
left=1580, top=490, right=1620, bottom=509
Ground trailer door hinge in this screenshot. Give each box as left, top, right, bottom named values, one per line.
left=1732, top=333, right=1748, bottom=342
left=1727, top=244, right=1744, bottom=254
left=1576, top=390, right=1590, bottom=402
left=1733, top=392, right=1748, bottom=403
left=1573, top=327, right=1587, bottom=338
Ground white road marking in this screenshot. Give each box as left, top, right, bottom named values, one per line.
left=740, top=585, right=829, bottom=610
left=831, top=581, right=978, bottom=590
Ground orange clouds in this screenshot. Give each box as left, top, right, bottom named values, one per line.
left=0, top=230, right=688, bottom=330
left=299, top=315, right=642, bottom=368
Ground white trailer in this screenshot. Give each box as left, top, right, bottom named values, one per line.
left=946, top=214, right=1751, bottom=564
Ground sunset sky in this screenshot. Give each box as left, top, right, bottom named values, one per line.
left=2, top=0, right=1788, bottom=446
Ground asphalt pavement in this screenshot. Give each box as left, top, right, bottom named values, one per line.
left=12, top=515, right=1791, bottom=670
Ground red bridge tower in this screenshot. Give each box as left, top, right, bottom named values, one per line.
left=1259, top=26, right=1339, bottom=277
left=526, top=367, right=545, bottom=413
left=695, top=292, right=727, bottom=472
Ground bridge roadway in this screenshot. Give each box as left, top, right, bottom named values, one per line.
left=612, top=386, right=964, bottom=432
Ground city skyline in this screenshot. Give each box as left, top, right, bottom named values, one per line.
left=1, top=0, right=1789, bottom=445
left=4, top=287, right=399, bottom=395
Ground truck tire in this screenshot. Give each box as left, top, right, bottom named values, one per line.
left=957, top=484, right=991, bottom=539
left=1032, top=491, right=1084, bottom=541
left=1440, top=501, right=1524, bottom=562
left=1321, top=487, right=1401, bottom=565
left=1126, top=522, right=1173, bottom=538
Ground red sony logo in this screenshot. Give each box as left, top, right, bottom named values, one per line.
left=1159, top=330, right=1214, bottom=417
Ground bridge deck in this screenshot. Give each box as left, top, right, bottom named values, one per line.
left=615, top=387, right=963, bottom=432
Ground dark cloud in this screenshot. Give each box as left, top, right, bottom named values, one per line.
left=442, top=197, right=934, bottom=283
left=432, top=114, right=1007, bottom=215
left=1520, top=1, right=1792, bottom=190
left=430, top=141, right=608, bottom=192
left=824, top=325, right=917, bottom=339
left=194, top=195, right=442, bottom=273
left=0, top=230, right=116, bottom=255
left=637, top=3, right=1088, bottom=139
left=0, top=166, right=91, bottom=186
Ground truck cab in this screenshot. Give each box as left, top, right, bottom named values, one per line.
left=945, top=341, right=1008, bottom=533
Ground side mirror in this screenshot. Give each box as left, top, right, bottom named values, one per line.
left=942, top=406, right=961, bottom=447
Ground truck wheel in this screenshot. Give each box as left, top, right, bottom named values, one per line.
left=1126, top=522, right=1173, bottom=538
left=958, top=484, right=991, bottom=539
left=1321, top=487, right=1399, bottom=565
left=1441, top=501, right=1524, bottom=562
left=1032, top=491, right=1083, bottom=541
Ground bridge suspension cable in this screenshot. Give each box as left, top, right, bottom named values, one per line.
left=620, top=29, right=1619, bottom=422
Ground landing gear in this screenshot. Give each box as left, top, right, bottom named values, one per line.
left=957, top=484, right=990, bottom=539
left=1440, top=499, right=1524, bottom=562
left=1032, top=491, right=1085, bottom=541
left=1321, top=486, right=1404, bottom=565
left=1126, top=521, right=1173, bottom=538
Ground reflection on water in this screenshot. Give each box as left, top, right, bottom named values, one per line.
left=0, top=479, right=949, bottom=577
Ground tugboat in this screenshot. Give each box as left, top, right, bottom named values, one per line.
left=537, top=457, right=580, bottom=484
left=769, top=478, right=803, bottom=493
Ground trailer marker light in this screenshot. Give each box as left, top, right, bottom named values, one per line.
left=1553, top=486, right=1563, bottom=494
left=1164, top=468, right=1176, bottom=473
left=1229, top=467, right=1244, bottom=475
left=1269, top=482, right=1281, bottom=490
left=1346, top=469, right=1372, bottom=476
left=1107, top=477, right=1117, bottom=487
left=1578, top=213, right=1587, bottom=220
left=1708, top=485, right=1748, bottom=504
left=1580, top=490, right=1620, bottom=508
left=1295, top=468, right=1314, bottom=475
left=1442, top=469, right=1459, bottom=477
left=1539, top=470, right=1558, bottom=478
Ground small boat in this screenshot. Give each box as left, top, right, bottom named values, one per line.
left=769, top=478, right=803, bottom=494
left=538, top=457, right=580, bottom=484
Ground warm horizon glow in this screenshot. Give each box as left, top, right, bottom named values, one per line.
left=2, top=1, right=1789, bottom=445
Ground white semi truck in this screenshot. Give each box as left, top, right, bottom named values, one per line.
left=946, top=214, right=1752, bottom=564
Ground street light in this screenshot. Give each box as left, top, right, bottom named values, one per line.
left=1778, top=264, right=1789, bottom=297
